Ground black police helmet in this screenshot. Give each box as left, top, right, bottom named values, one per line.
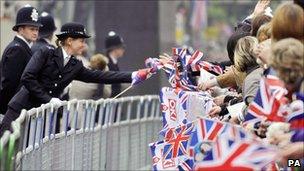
left=56, top=22, right=90, bottom=39
left=105, top=31, right=125, bottom=50
left=12, top=5, right=42, bottom=31
left=38, top=12, right=57, bottom=38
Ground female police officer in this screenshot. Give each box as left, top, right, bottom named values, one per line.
left=0, top=22, right=152, bottom=135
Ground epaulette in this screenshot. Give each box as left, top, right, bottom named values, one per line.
left=14, top=43, right=21, bottom=47
left=46, top=45, right=55, bottom=50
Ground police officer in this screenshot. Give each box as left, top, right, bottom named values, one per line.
left=0, top=22, right=152, bottom=135
left=104, top=31, right=126, bottom=97
left=31, top=12, right=57, bottom=53
left=0, top=5, right=42, bottom=114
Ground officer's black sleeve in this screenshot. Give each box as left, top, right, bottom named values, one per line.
left=75, top=65, right=132, bottom=84
left=1, top=46, right=27, bottom=97
left=21, top=48, right=53, bottom=103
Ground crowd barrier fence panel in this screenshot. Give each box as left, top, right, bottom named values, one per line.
left=5, top=95, right=162, bottom=170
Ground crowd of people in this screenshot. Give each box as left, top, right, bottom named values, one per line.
left=147, top=0, right=302, bottom=169
left=189, top=0, right=303, bottom=168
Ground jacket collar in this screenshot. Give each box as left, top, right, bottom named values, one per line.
left=14, top=36, right=32, bottom=55
left=53, top=47, right=78, bottom=72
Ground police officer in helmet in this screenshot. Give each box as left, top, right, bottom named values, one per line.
left=105, top=31, right=126, bottom=97
left=31, top=12, right=57, bottom=53
left=0, top=5, right=42, bottom=114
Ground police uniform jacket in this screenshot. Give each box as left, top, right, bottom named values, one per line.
left=31, top=38, right=55, bottom=54
left=107, top=56, right=121, bottom=97
left=0, top=36, right=32, bottom=113
left=8, top=46, right=132, bottom=113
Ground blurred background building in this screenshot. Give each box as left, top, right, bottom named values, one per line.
left=0, top=0, right=283, bottom=97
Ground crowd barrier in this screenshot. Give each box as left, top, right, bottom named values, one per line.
left=0, top=95, right=162, bottom=170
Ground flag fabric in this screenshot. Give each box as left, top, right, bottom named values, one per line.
left=197, top=61, right=224, bottom=76
left=187, top=50, right=204, bottom=69
left=188, top=117, right=251, bottom=158
left=173, top=47, right=198, bottom=91
left=163, top=123, right=194, bottom=159
left=150, top=140, right=179, bottom=170
left=177, top=158, right=194, bottom=171
left=145, top=47, right=224, bottom=90
left=188, top=50, right=223, bottom=75
left=159, top=87, right=213, bottom=134
left=150, top=139, right=193, bottom=171
left=149, top=122, right=195, bottom=171
left=244, top=76, right=288, bottom=126
left=190, top=117, right=225, bottom=143
left=194, top=135, right=278, bottom=171
left=160, top=87, right=187, bottom=131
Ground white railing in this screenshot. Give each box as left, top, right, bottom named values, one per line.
left=0, top=95, right=162, bottom=170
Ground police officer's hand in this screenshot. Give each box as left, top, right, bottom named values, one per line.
left=50, top=98, right=62, bottom=108
left=131, top=68, right=155, bottom=86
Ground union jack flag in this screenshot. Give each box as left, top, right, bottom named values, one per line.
left=163, top=123, right=194, bottom=159
left=221, top=123, right=250, bottom=140
left=159, top=88, right=213, bottom=137
left=146, top=47, right=222, bottom=90
left=188, top=118, right=225, bottom=157
left=188, top=117, right=252, bottom=158
left=173, top=47, right=198, bottom=91
left=194, top=135, right=277, bottom=171
left=149, top=142, right=194, bottom=171
left=160, top=87, right=188, bottom=131
left=243, top=76, right=288, bottom=126
left=187, top=50, right=223, bottom=76
left=177, top=158, right=194, bottom=171
left=149, top=140, right=179, bottom=170
left=149, top=122, right=195, bottom=171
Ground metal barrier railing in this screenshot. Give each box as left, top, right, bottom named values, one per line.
left=0, top=95, right=161, bottom=170
left=0, top=109, right=27, bottom=170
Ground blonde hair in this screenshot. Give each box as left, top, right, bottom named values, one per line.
left=272, top=2, right=304, bottom=43
left=271, top=38, right=304, bottom=84
left=234, top=36, right=259, bottom=72
left=257, top=22, right=272, bottom=43
left=90, top=53, right=108, bottom=70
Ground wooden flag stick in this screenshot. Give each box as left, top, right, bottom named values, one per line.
left=112, top=85, right=133, bottom=99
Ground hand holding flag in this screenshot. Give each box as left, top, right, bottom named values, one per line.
left=131, top=68, right=155, bottom=86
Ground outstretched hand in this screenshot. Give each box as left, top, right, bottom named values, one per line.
left=253, top=0, right=271, bottom=17
left=159, top=53, right=172, bottom=63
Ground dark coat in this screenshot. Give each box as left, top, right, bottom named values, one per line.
left=107, top=56, right=121, bottom=97
left=8, top=47, right=132, bottom=113
left=0, top=36, right=32, bottom=113
left=31, top=38, right=55, bottom=54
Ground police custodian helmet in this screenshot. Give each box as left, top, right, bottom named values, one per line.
left=38, top=12, right=57, bottom=38
left=56, top=22, right=91, bottom=39
left=12, top=5, right=42, bottom=31
left=105, top=31, right=125, bottom=50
